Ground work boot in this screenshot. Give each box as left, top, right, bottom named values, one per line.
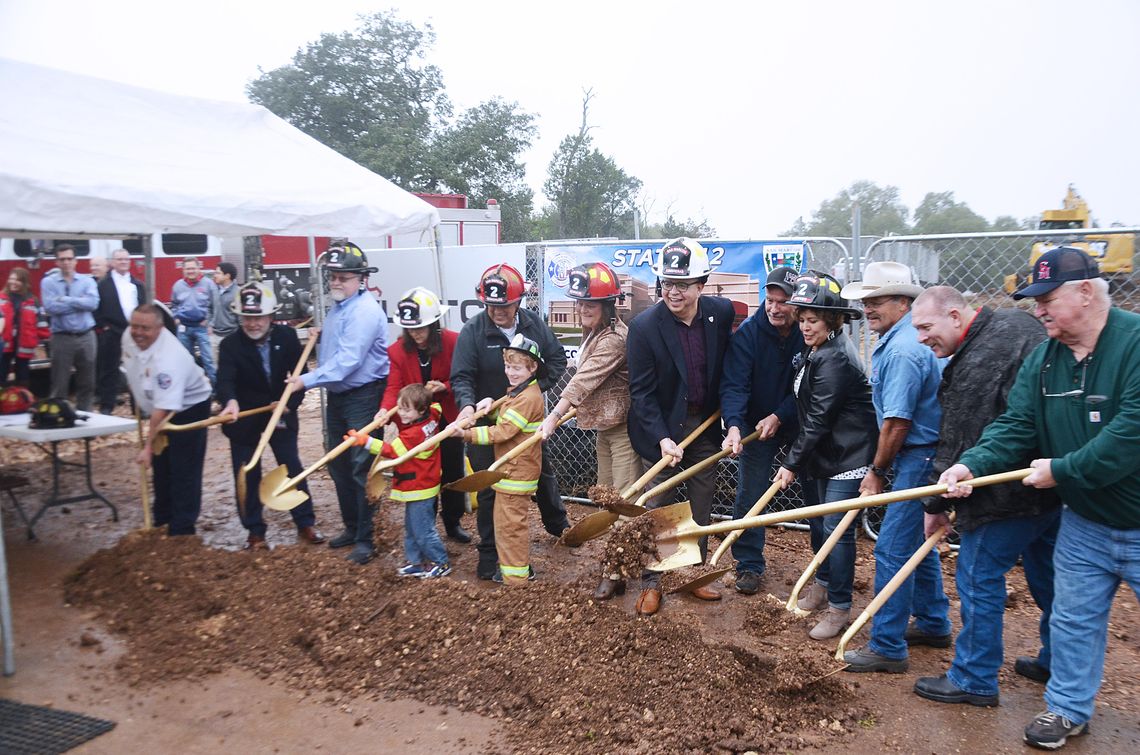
left=243, top=534, right=269, bottom=551
left=1014, top=656, right=1050, bottom=683
left=842, top=647, right=909, bottom=673
left=346, top=543, right=376, bottom=565
left=796, top=582, right=828, bottom=612
left=297, top=526, right=326, bottom=545
left=905, top=619, right=952, bottom=648
left=734, top=570, right=761, bottom=595
left=690, top=585, right=722, bottom=601
left=635, top=588, right=662, bottom=616
left=593, top=577, right=626, bottom=601
left=445, top=523, right=472, bottom=544
left=328, top=531, right=355, bottom=549
left=808, top=606, right=850, bottom=640
left=913, top=674, right=999, bottom=707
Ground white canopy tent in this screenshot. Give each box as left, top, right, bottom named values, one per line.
left=0, top=58, right=443, bottom=676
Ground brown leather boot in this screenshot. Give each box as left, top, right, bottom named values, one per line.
left=690, top=585, right=722, bottom=601
left=635, top=588, right=662, bottom=615
left=243, top=534, right=269, bottom=551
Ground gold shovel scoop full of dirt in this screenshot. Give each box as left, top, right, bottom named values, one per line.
left=641, top=468, right=1031, bottom=572
left=366, top=394, right=510, bottom=502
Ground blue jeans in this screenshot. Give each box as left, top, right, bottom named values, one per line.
left=868, top=446, right=951, bottom=660
left=948, top=509, right=1060, bottom=696
left=178, top=323, right=216, bottom=384
left=731, top=442, right=780, bottom=575
left=808, top=477, right=860, bottom=610
left=1044, top=507, right=1140, bottom=724
left=404, top=497, right=449, bottom=566
left=325, top=381, right=384, bottom=545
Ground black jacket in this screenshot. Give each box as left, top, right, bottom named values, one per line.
left=923, top=307, right=1059, bottom=530
left=450, top=307, right=567, bottom=410
left=720, top=308, right=803, bottom=442
left=626, top=296, right=734, bottom=461
left=783, top=333, right=877, bottom=479
left=216, top=325, right=306, bottom=444
left=95, top=274, right=145, bottom=331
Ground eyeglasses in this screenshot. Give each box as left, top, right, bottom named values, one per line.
left=660, top=280, right=694, bottom=292
left=1040, top=358, right=1088, bottom=398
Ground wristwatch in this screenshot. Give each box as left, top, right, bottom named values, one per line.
left=870, top=465, right=889, bottom=479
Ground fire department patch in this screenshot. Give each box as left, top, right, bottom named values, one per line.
left=157, top=373, right=172, bottom=390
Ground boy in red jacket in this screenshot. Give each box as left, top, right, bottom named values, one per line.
left=459, top=334, right=546, bottom=585
left=350, top=384, right=450, bottom=578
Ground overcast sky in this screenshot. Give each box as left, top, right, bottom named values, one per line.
left=2, top=0, right=1137, bottom=238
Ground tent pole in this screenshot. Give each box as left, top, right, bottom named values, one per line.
left=307, top=236, right=326, bottom=443
left=143, top=234, right=155, bottom=302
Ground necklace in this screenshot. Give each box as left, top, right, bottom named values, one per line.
left=418, top=350, right=431, bottom=368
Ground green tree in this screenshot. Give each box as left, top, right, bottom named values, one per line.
left=247, top=12, right=449, bottom=188
left=912, top=191, right=990, bottom=235
left=641, top=214, right=718, bottom=239
left=542, top=92, right=642, bottom=239
left=427, top=98, right=537, bottom=242
left=990, top=215, right=1027, bottom=232
left=783, top=180, right=910, bottom=237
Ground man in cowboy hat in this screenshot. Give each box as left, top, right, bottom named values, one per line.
left=838, top=260, right=952, bottom=672
left=941, top=247, right=1140, bottom=750
left=218, top=281, right=325, bottom=550
left=627, top=237, right=735, bottom=615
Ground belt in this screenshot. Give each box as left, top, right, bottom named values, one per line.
left=181, top=319, right=204, bottom=326
left=902, top=442, right=937, bottom=451
left=54, top=329, right=92, bottom=336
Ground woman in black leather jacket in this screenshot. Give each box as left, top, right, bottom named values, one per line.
left=774, top=273, right=877, bottom=641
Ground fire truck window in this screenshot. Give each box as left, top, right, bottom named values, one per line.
left=14, top=239, right=90, bottom=257
left=160, top=234, right=208, bottom=255
left=122, top=238, right=144, bottom=255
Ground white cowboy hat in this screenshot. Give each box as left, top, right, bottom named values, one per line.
left=840, top=261, right=924, bottom=300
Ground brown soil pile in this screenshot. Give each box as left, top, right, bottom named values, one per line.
left=743, top=600, right=846, bottom=692
left=601, top=515, right=659, bottom=581
left=65, top=530, right=864, bottom=753
left=587, top=484, right=624, bottom=508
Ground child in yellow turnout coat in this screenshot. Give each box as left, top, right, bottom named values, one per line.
left=461, top=334, right=546, bottom=584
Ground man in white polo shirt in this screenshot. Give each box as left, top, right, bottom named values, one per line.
left=124, top=302, right=212, bottom=536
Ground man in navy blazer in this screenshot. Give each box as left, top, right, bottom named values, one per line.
left=627, top=237, right=734, bottom=615
left=217, top=281, right=325, bottom=550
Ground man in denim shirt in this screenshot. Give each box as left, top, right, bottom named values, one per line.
left=839, top=261, right=951, bottom=672
left=170, top=257, right=217, bottom=384
left=41, top=244, right=99, bottom=410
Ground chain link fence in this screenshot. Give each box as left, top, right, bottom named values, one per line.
left=530, top=239, right=853, bottom=526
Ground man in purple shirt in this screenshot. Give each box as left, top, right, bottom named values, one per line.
left=626, top=237, right=735, bottom=615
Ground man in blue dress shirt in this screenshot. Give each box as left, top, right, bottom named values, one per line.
left=41, top=244, right=100, bottom=411
left=287, top=242, right=389, bottom=565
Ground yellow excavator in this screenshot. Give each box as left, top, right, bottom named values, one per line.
left=1004, top=186, right=1135, bottom=293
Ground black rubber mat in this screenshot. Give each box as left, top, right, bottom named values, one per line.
left=0, top=699, right=116, bottom=754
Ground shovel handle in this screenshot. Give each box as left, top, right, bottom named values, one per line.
left=633, top=425, right=762, bottom=509
left=835, top=513, right=955, bottom=660
left=710, top=479, right=782, bottom=566
left=159, top=403, right=277, bottom=434
left=135, top=403, right=152, bottom=530
left=373, top=394, right=510, bottom=474
left=785, top=507, right=861, bottom=612
left=242, top=332, right=318, bottom=472
left=276, top=407, right=398, bottom=494
left=620, top=410, right=720, bottom=500
left=677, top=468, right=1030, bottom=540
left=487, top=408, right=577, bottom=472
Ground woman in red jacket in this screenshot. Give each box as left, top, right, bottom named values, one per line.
left=379, top=287, right=470, bottom=543
left=1, top=267, right=48, bottom=386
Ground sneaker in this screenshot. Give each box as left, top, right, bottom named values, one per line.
left=419, top=563, right=453, bottom=579
left=1023, top=710, right=1088, bottom=750
left=492, top=566, right=537, bottom=584
left=842, top=647, right=910, bottom=674
left=734, top=570, right=762, bottom=595
left=397, top=563, right=428, bottom=578
left=796, top=582, right=828, bottom=612
left=345, top=543, right=376, bottom=565
left=905, top=619, right=953, bottom=648
left=808, top=606, right=850, bottom=640
left=328, top=531, right=356, bottom=549
left=1014, top=656, right=1051, bottom=683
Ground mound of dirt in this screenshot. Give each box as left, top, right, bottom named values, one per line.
left=66, top=529, right=867, bottom=753
left=601, top=515, right=659, bottom=581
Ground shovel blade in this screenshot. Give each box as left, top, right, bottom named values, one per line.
left=152, top=432, right=169, bottom=456
left=668, top=566, right=731, bottom=595
left=367, top=471, right=392, bottom=503
left=260, top=465, right=310, bottom=511
left=444, top=469, right=505, bottom=493
left=645, top=501, right=702, bottom=572
left=560, top=510, right=619, bottom=547
left=648, top=540, right=703, bottom=572
left=605, top=501, right=649, bottom=518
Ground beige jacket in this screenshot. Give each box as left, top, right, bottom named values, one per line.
left=560, top=320, right=630, bottom=431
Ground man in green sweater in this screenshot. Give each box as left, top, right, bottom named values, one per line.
left=940, top=246, right=1140, bottom=751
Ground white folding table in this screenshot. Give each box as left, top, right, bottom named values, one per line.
left=0, top=412, right=137, bottom=540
